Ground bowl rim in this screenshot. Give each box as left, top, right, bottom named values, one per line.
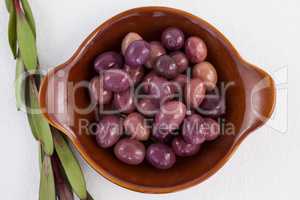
left=39, top=6, right=276, bottom=193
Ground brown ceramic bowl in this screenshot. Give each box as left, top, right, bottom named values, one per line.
left=39, top=7, right=276, bottom=193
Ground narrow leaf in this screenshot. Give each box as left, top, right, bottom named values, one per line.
left=17, top=13, right=37, bottom=72
left=15, top=56, right=25, bottom=110
left=27, top=77, right=54, bottom=155
left=53, top=130, right=87, bottom=200
left=39, top=156, right=56, bottom=200
left=20, top=0, right=36, bottom=37
left=8, top=8, right=17, bottom=58
left=5, top=0, right=13, bottom=13
left=39, top=144, right=44, bottom=170
left=51, top=154, right=74, bottom=200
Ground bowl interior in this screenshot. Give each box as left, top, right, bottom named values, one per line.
left=44, top=8, right=246, bottom=192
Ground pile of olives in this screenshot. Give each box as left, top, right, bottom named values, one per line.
left=89, top=27, right=224, bottom=169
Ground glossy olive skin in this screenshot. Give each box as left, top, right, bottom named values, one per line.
left=170, top=51, right=189, bottom=73
left=94, top=51, right=123, bottom=73
left=145, top=41, right=166, bottom=68
left=125, top=40, right=151, bottom=68
left=154, top=101, right=186, bottom=134
left=193, top=62, right=218, bottom=90
left=146, top=143, right=176, bottom=169
left=136, top=98, right=159, bottom=117
left=103, top=69, right=131, bottom=92
left=146, top=75, right=176, bottom=102
left=199, top=89, right=225, bottom=117
left=202, top=118, right=220, bottom=141
left=154, top=55, right=179, bottom=79
left=124, top=112, right=150, bottom=141
left=185, top=36, right=207, bottom=64
left=185, top=78, right=206, bottom=109
left=121, top=32, right=142, bottom=55
left=114, top=138, right=146, bottom=165
left=89, top=76, right=112, bottom=105
left=113, top=89, right=135, bottom=113
left=95, top=115, right=123, bottom=148
left=182, top=114, right=206, bottom=145
left=161, top=27, right=185, bottom=50
left=142, top=71, right=157, bottom=93
left=124, top=65, right=144, bottom=85
left=172, top=137, right=201, bottom=157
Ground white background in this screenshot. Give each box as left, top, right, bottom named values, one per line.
left=0, top=0, right=298, bottom=199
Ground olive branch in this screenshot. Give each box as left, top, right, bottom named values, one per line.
left=5, top=0, right=94, bottom=199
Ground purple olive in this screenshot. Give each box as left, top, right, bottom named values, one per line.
left=185, top=36, right=207, bottom=64
left=154, top=101, right=186, bottom=134
left=121, top=32, right=142, bottom=55
left=95, top=115, right=123, bottom=148
left=184, top=78, right=206, bottom=109
left=170, top=51, right=189, bottom=73
left=113, top=89, right=135, bottom=114
left=125, top=40, right=151, bottom=68
left=193, top=62, right=218, bottom=90
left=144, top=74, right=176, bottom=102
left=89, top=76, right=112, bottom=105
left=124, top=112, right=150, bottom=141
left=136, top=98, right=159, bottom=117
left=145, top=41, right=166, bottom=68
left=94, top=51, right=123, bottom=73
left=199, top=89, right=225, bottom=117
left=146, top=143, right=176, bottom=169
left=114, top=138, right=145, bottom=165
left=124, top=64, right=144, bottom=85
left=202, top=118, right=221, bottom=141
left=182, top=114, right=206, bottom=145
left=172, top=137, right=201, bottom=157
left=173, top=74, right=188, bottom=92
left=161, top=27, right=185, bottom=50
left=142, top=71, right=157, bottom=93
left=154, top=55, right=179, bottom=79
left=103, top=69, right=131, bottom=92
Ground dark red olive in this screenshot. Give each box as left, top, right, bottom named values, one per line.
left=124, top=112, right=150, bottom=141
left=94, top=51, right=123, bottom=72
left=145, top=41, right=166, bottom=68
left=136, top=98, right=159, bottom=117
left=182, top=114, right=206, bottom=145
left=125, top=40, right=151, bottom=68
left=113, top=89, right=135, bottom=114
left=185, top=36, right=207, bottom=64
left=172, top=137, right=201, bottom=157
left=89, top=76, right=112, bottom=105
left=146, top=143, right=176, bottom=169
left=124, top=64, right=144, bottom=85
left=170, top=51, right=189, bottom=73
left=103, top=69, right=131, bottom=92
left=154, top=55, right=179, bottom=79
left=202, top=118, right=221, bottom=141
left=199, top=89, right=226, bottom=117
left=184, top=78, right=206, bottom=109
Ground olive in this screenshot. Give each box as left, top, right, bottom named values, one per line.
left=202, top=118, right=221, bottom=141
left=141, top=71, right=157, bottom=93
left=193, top=62, right=218, bottom=90
left=113, top=89, right=135, bottom=114
left=124, top=64, right=144, bottom=85
left=89, top=76, right=112, bottom=105
left=161, top=27, right=185, bottom=50
left=145, top=41, right=166, bottom=69
left=185, top=36, right=207, bottom=64
left=125, top=40, right=151, bottom=68
left=154, top=55, right=179, bottom=79
left=170, top=51, right=189, bottom=73
left=182, top=114, right=206, bottom=145
left=136, top=98, right=159, bottom=117
left=146, top=143, right=176, bottom=169
left=124, top=112, right=150, bottom=141
left=172, top=137, right=201, bottom=157
left=94, top=51, right=123, bottom=73
left=95, top=115, right=123, bottom=148
left=199, top=89, right=225, bottom=117
left=146, top=75, right=176, bottom=102
left=103, top=69, right=131, bottom=92
left=121, top=32, right=142, bottom=55
left=154, top=101, right=186, bottom=134
left=173, top=74, right=188, bottom=91
left=184, top=78, right=206, bottom=109
left=114, top=138, right=145, bottom=165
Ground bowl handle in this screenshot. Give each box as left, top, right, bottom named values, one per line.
left=234, top=60, right=276, bottom=143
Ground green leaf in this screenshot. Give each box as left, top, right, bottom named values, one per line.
left=39, top=144, right=44, bottom=170
left=20, top=0, right=36, bottom=37
left=8, top=8, right=17, bottom=58
left=53, top=131, right=87, bottom=200
left=17, top=13, right=37, bottom=73
left=5, top=0, right=13, bottom=13
left=39, top=156, right=56, bottom=200
left=27, top=77, right=54, bottom=155
left=15, top=56, right=25, bottom=110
